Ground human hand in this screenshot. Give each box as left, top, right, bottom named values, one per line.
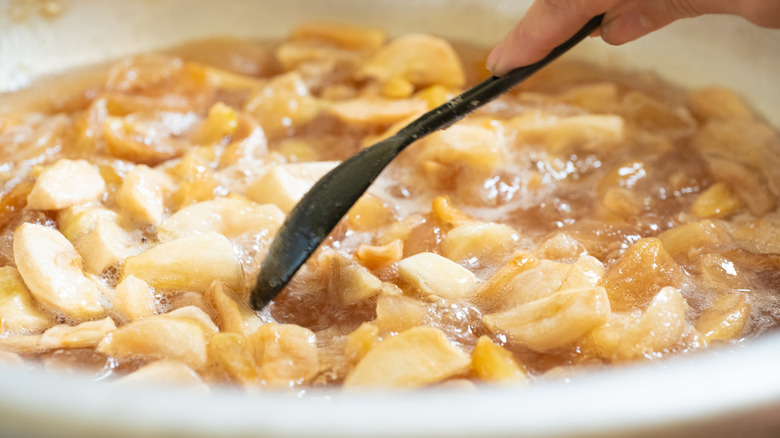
left=487, top=0, right=780, bottom=75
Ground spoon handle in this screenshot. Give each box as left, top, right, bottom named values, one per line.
left=251, top=14, right=605, bottom=310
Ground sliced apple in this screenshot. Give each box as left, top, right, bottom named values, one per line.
left=13, top=223, right=105, bottom=322
left=122, top=232, right=243, bottom=292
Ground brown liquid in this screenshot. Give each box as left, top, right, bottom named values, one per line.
left=1, top=29, right=780, bottom=388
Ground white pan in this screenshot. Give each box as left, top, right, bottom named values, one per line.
left=1, top=1, right=780, bottom=437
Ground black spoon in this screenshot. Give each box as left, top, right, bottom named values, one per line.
left=251, top=14, right=605, bottom=310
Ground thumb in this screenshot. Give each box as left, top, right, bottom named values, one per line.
left=601, top=0, right=780, bottom=45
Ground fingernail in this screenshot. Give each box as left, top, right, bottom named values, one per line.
left=601, top=13, right=652, bottom=45
left=486, top=39, right=506, bottom=75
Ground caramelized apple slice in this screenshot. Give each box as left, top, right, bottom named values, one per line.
left=603, top=238, right=682, bottom=311
left=686, top=86, right=754, bottom=121
left=115, top=360, right=208, bottom=392
left=39, top=317, right=116, bottom=350
left=696, top=292, right=750, bottom=344
left=208, top=332, right=260, bottom=386
left=74, top=217, right=133, bottom=275
left=397, top=252, right=477, bottom=300
left=113, top=275, right=156, bottom=322
left=116, top=164, right=174, bottom=226
left=249, top=323, right=320, bottom=388
left=484, top=287, right=611, bottom=353
left=471, top=336, right=527, bottom=384
left=291, top=22, right=386, bottom=51
left=26, top=159, right=105, bottom=210
left=97, top=315, right=208, bottom=369
left=13, top=223, right=105, bottom=322
left=205, top=281, right=262, bottom=337
left=344, top=326, right=470, bottom=389
left=246, top=162, right=339, bottom=213
left=344, top=322, right=379, bottom=367
left=244, top=72, right=321, bottom=139
left=358, top=34, right=465, bottom=88
left=166, top=306, right=219, bottom=337
left=441, top=222, right=519, bottom=264
left=374, top=293, right=429, bottom=333
left=329, top=97, right=427, bottom=128
left=691, top=183, right=742, bottom=219
left=324, top=251, right=383, bottom=305
left=0, top=266, right=53, bottom=334
left=355, top=239, right=404, bottom=270
left=591, top=287, right=686, bottom=361
left=122, top=232, right=243, bottom=292
left=158, top=197, right=284, bottom=241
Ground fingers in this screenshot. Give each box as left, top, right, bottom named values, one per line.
left=601, top=0, right=780, bottom=45
left=724, top=0, right=780, bottom=28
left=488, top=0, right=780, bottom=76
left=487, top=0, right=622, bottom=75
left=600, top=0, right=738, bottom=45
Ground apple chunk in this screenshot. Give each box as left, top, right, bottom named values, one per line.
left=397, top=252, right=477, bottom=300
left=97, top=315, right=208, bottom=369
left=484, top=287, right=610, bottom=353
left=26, top=159, right=106, bottom=210
left=0, top=266, right=54, bottom=334
left=13, top=223, right=105, bottom=322
left=246, top=161, right=338, bottom=213
left=158, top=197, right=284, bottom=241
left=122, top=232, right=243, bottom=292
left=344, top=326, right=470, bottom=389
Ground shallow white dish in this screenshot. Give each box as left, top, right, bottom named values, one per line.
left=1, top=0, right=780, bottom=437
